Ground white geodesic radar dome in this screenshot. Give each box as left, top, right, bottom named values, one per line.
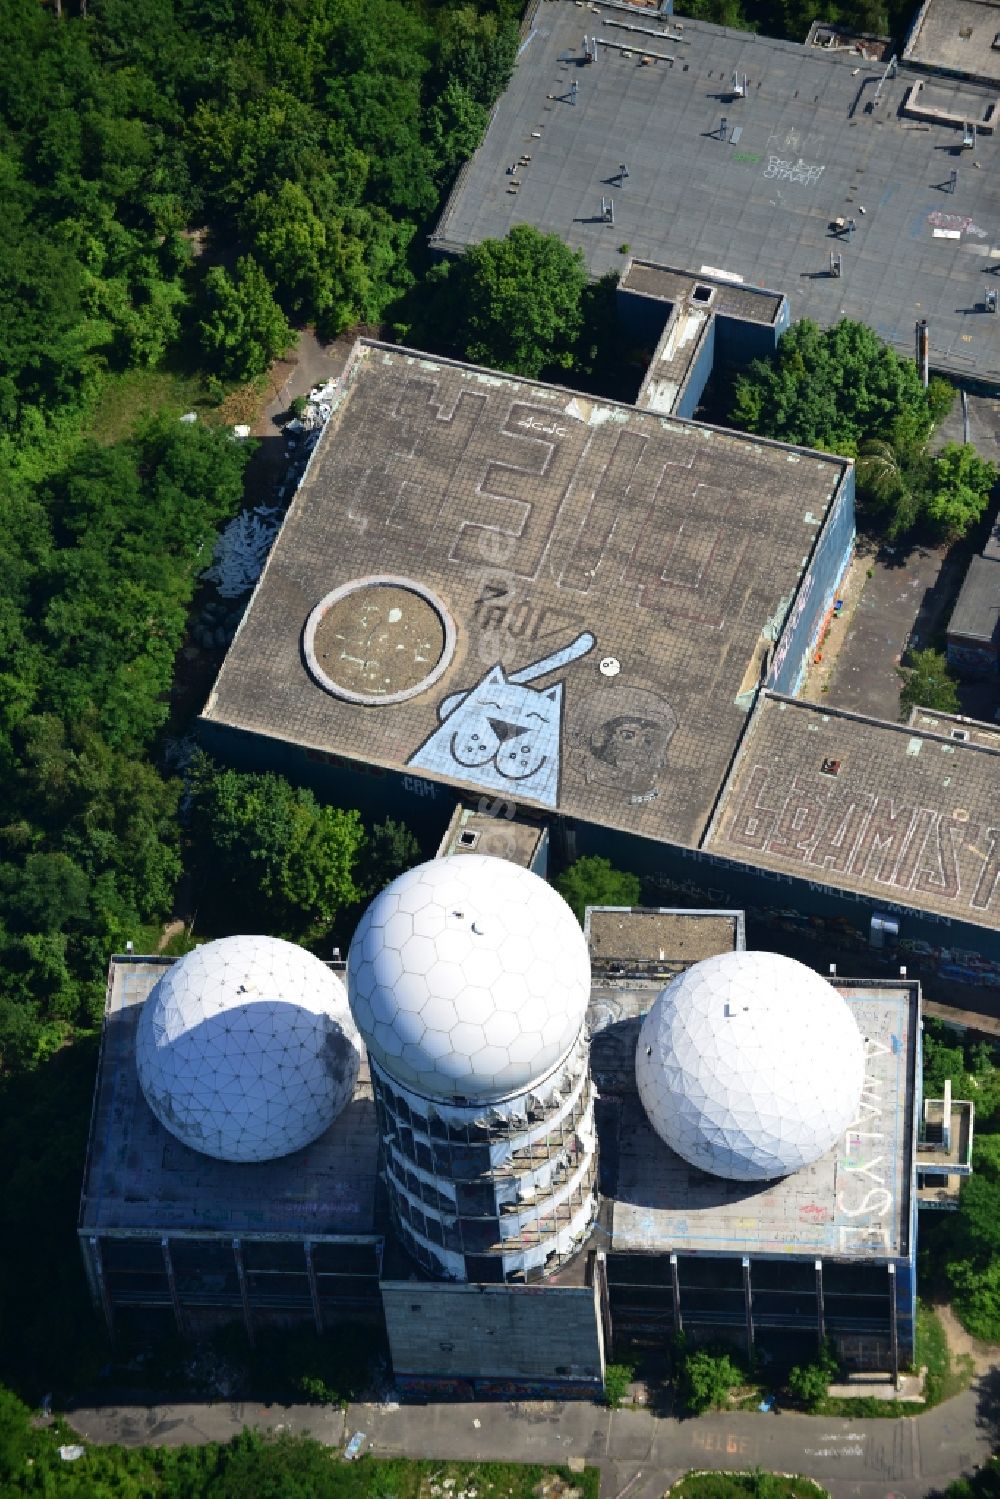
left=347, top=855, right=590, bottom=1102
left=135, top=936, right=362, bottom=1163
left=635, top=951, right=865, bottom=1181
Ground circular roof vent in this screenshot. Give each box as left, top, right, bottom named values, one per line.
left=303, top=575, right=456, bottom=705
left=136, top=936, right=361, bottom=1162
left=347, top=855, right=590, bottom=1102
left=635, top=951, right=865, bottom=1181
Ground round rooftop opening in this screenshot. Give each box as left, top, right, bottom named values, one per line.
left=304, top=575, right=456, bottom=705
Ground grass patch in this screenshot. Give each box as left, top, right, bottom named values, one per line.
left=668, top=1473, right=827, bottom=1499
left=918, top=1302, right=974, bottom=1405
left=88, top=368, right=216, bottom=445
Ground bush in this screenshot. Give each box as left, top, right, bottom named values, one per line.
left=603, top=1362, right=634, bottom=1408
left=787, top=1341, right=838, bottom=1410
left=675, top=1340, right=745, bottom=1414
left=898, top=648, right=960, bottom=718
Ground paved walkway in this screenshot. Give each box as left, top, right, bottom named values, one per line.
left=65, top=1373, right=998, bottom=1499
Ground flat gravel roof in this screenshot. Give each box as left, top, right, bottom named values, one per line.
left=610, top=981, right=917, bottom=1261
left=705, top=693, right=1000, bottom=930
left=79, top=960, right=380, bottom=1239
left=203, top=342, right=845, bottom=849
left=434, top=0, right=1000, bottom=382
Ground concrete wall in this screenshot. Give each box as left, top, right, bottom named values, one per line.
left=947, top=634, right=999, bottom=679
left=673, top=316, right=717, bottom=419
left=767, top=470, right=856, bottom=698
left=566, top=818, right=1000, bottom=994
left=380, top=1278, right=605, bottom=1397
left=714, top=300, right=789, bottom=365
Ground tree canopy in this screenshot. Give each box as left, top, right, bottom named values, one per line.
left=730, top=319, right=947, bottom=457
left=0, top=422, right=247, bottom=1072
left=726, top=319, right=1000, bottom=541
left=0, top=0, right=520, bottom=447
left=898, top=648, right=961, bottom=719
left=405, top=226, right=591, bottom=380
left=186, top=755, right=366, bottom=941
left=555, top=856, right=642, bottom=925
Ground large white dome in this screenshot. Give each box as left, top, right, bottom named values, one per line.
left=135, top=936, right=362, bottom=1162
left=635, top=951, right=865, bottom=1181
left=347, top=855, right=590, bottom=1102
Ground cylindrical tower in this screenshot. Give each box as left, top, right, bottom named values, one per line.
left=348, top=855, right=597, bottom=1283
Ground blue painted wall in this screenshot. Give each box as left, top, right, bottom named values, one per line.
left=767, top=469, right=856, bottom=697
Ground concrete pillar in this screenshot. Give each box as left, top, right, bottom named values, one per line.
left=304, top=1241, right=324, bottom=1333
left=592, top=1251, right=613, bottom=1359
left=815, top=1259, right=825, bottom=1353
left=89, top=1236, right=115, bottom=1341
left=742, top=1256, right=754, bottom=1361
left=160, top=1236, right=185, bottom=1337
left=232, top=1238, right=254, bottom=1346
left=888, top=1263, right=899, bottom=1384
left=670, top=1253, right=682, bottom=1334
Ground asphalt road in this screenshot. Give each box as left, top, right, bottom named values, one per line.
left=65, top=1372, right=999, bottom=1499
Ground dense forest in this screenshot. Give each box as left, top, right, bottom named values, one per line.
left=0, top=0, right=521, bottom=1076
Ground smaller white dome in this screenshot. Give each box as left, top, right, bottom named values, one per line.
left=635, top=951, right=865, bottom=1181
left=136, top=936, right=361, bottom=1163
left=347, top=855, right=590, bottom=1102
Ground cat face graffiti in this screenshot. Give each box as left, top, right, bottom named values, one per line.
left=407, top=631, right=595, bottom=809
left=408, top=665, right=566, bottom=807
left=447, top=668, right=562, bottom=783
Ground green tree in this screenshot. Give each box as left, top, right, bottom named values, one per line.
left=363, top=817, right=422, bottom=899
left=197, top=256, right=291, bottom=383
left=186, top=754, right=364, bottom=940
left=555, top=856, right=642, bottom=925
left=731, top=321, right=959, bottom=539
left=428, top=227, right=590, bottom=379
left=898, top=647, right=960, bottom=719
left=787, top=1341, right=838, bottom=1410
left=731, top=319, right=934, bottom=457
left=676, top=1342, right=744, bottom=1413
left=924, top=442, right=998, bottom=538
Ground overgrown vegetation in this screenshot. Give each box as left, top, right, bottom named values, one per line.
left=675, top=0, right=929, bottom=54
left=937, top=1456, right=1000, bottom=1499
left=603, top=1361, right=635, bottom=1409
left=920, top=1022, right=1000, bottom=1344
left=898, top=648, right=961, bottom=719
left=2, top=0, right=520, bottom=452
left=787, top=1341, right=838, bottom=1411
left=674, top=1339, right=746, bottom=1414
left=399, top=225, right=629, bottom=397
left=729, top=319, right=995, bottom=541
left=0, top=1394, right=601, bottom=1499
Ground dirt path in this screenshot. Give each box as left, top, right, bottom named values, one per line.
left=935, top=1301, right=1000, bottom=1377
left=156, top=920, right=186, bottom=953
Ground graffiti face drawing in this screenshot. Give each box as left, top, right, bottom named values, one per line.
left=567, top=686, right=678, bottom=802
left=407, top=633, right=594, bottom=808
